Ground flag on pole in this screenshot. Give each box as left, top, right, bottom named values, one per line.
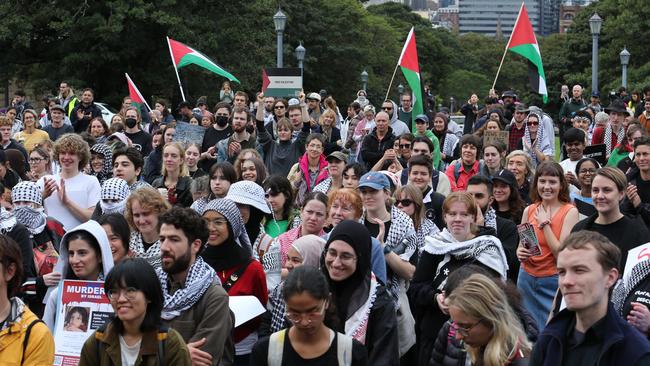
left=397, top=27, right=423, bottom=131
left=506, top=3, right=547, bottom=103
left=166, top=37, right=240, bottom=84
left=125, top=73, right=151, bottom=112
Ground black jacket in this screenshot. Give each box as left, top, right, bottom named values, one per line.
left=70, top=102, right=102, bottom=133
left=360, top=127, right=396, bottom=172
left=257, top=119, right=309, bottom=177
left=152, top=175, right=193, bottom=208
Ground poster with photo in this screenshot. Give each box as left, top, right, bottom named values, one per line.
left=53, top=280, right=114, bottom=366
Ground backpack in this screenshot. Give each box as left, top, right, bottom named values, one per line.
left=453, top=161, right=484, bottom=184
left=267, top=329, right=353, bottom=366
left=21, top=319, right=44, bottom=365
left=95, top=323, right=169, bottom=365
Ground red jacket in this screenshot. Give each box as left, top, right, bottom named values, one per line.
left=446, top=160, right=481, bottom=192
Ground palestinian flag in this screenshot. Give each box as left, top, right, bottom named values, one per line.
left=397, top=27, right=424, bottom=131
left=125, top=73, right=151, bottom=112
left=506, top=3, right=547, bottom=103
left=166, top=37, right=240, bottom=83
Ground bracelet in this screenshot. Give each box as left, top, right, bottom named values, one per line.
left=538, top=220, right=551, bottom=229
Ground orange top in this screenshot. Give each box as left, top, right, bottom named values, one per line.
left=523, top=202, right=573, bottom=277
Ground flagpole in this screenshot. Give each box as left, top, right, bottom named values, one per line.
left=491, top=46, right=509, bottom=92
left=125, top=73, right=153, bottom=112
left=166, top=36, right=187, bottom=102
left=384, top=64, right=400, bottom=101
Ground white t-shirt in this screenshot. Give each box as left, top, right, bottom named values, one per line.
left=560, top=158, right=580, bottom=194
left=37, top=173, right=101, bottom=230
left=119, top=335, right=142, bottom=366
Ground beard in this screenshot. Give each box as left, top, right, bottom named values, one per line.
left=162, top=248, right=192, bottom=275
left=232, top=124, right=246, bottom=133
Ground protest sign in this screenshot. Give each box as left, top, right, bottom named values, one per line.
left=175, top=122, right=206, bottom=146
left=53, top=280, right=113, bottom=366
left=262, top=68, right=302, bottom=98
left=483, top=130, right=509, bottom=148
left=582, top=143, right=606, bottom=166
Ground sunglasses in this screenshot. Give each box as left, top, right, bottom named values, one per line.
left=527, top=121, right=539, bottom=126
left=395, top=199, right=414, bottom=207
left=382, top=107, right=393, bottom=111
left=274, top=105, right=285, bottom=109
left=399, top=144, right=411, bottom=149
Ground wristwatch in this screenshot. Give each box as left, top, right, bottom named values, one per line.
left=383, top=245, right=392, bottom=255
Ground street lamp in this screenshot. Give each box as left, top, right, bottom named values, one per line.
left=273, top=8, right=287, bottom=68
left=620, top=47, right=630, bottom=89
left=589, top=13, right=602, bottom=95
left=295, top=42, right=305, bottom=70
left=360, top=70, right=368, bottom=91
left=450, top=97, right=455, bottom=112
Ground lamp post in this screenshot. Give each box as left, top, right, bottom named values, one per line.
left=295, top=42, right=305, bottom=70
left=450, top=97, right=455, bottom=113
left=620, top=47, right=630, bottom=89
left=589, top=13, right=602, bottom=95
left=360, top=70, right=368, bottom=91
left=273, top=8, right=287, bottom=68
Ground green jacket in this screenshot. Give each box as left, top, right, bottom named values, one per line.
left=558, top=98, right=586, bottom=125
left=414, top=129, right=441, bottom=169
left=78, top=323, right=191, bottom=366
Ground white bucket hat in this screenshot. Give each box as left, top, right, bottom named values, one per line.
left=225, top=181, right=271, bottom=214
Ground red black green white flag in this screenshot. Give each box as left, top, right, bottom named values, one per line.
left=166, top=37, right=240, bottom=84
left=125, top=73, right=151, bottom=112
left=506, top=3, right=547, bottom=103
left=397, top=27, right=424, bottom=131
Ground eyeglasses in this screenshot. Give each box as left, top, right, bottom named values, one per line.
left=205, top=218, right=228, bottom=227
left=451, top=320, right=483, bottom=336
left=274, top=105, right=285, bottom=109
left=107, top=287, right=139, bottom=301
left=325, top=248, right=357, bottom=264
left=285, top=300, right=328, bottom=324
left=527, top=121, right=539, bottom=126
left=399, top=144, right=411, bottom=149
left=29, top=157, right=45, bottom=163
left=579, top=168, right=597, bottom=174
left=395, top=199, right=414, bottom=207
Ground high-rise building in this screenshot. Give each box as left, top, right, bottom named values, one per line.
left=457, top=0, right=561, bottom=37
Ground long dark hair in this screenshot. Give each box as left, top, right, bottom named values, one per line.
left=491, top=183, right=526, bottom=223
left=263, top=175, right=294, bottom=220
left=65, top=231, right=102, bottom=280
left=104, top=258, right=163, bottom=333
left=97, top=214, right=131, bottom=256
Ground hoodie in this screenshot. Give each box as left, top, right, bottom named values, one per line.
left=43, top=220, right=114, bottom=331
left=387, top=100, right=410, bottom=137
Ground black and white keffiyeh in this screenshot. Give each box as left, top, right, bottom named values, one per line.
left=11, top=181, right=47, bottom=234
left=604, top=122, right=625, bottom=157
left=100, top=178, right=130, bottom=214
left=522, top=112, right=552, bottom=167
left=12, top=181, right=42, bottom=205
left=313, top=177, right=333, bottom=194
left=424, top=229, right=509, bottom=281
left=484, top=206, right=498, bottom=233
left=0, top=207, right=17, bottom=234
left=90, top=144, right=113, bottom=185
left=130, top=232, right=162, bottom=270
left=202, top=199, right=253, bottom=256
left=157, top=256, right=219, bottom=320
left=612, top=260, right=650, bottom=315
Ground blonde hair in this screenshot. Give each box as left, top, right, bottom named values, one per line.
left=125, top=187, right=171, bottom=230
left=160, top=142, right=189, bottom=178
left=447, top=274, right=531, bottom=366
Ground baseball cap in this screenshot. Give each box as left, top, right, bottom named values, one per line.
left=50, top=104, right=65, bottom=113
left=492, top=169, right=517, bottom=189
left=358, top=172, right=390, bottom=191
left=415, top=114, right=429, bottom=124
left=306, top=92, right=321, bottom=102
left=326, top=151, right=348, bottom=162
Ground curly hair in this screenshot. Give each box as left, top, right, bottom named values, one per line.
left=158, top=206, right=208, bottom=245
left=54, top=133, right=91, bottom=170
left=125, top=187, right=171, bottom=230
left=327, top=188, right=363, bottom=220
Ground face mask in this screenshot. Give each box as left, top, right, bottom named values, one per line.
left=125, top=118, right=137, bottom=128
left=14, top=206, right=47, bottom=234
left=215, top=116, right=229, bottom=127
left=246, top=124, right=255, bottom=134
left=100, top=199, right=127, bottom=215
left=358, top=96, right=366, bottom=103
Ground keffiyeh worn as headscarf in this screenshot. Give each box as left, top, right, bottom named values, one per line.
left=523, top=112, right=552, bottom=168
left=90, top=144, right=113, bottom=185
left=100, top=178, right=130, bottom=215
left=157, top=256, right=218, bottom=320
left=11, top=182, right=47, bottom=235
left=291, top=235, right=326, bottom=267
left=202, top=198, right=253, bottom=255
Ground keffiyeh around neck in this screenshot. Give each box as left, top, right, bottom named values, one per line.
left=13, top=206, right=47, bottom=235
left=604, top=122, right=625, bottom=157
left=157, top=256, right=218, bottom=320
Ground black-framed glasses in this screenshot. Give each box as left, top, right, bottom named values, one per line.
left=274, top=105, right=285, bottom=109
left=29, top=157, right=45, bottom=163
left=395, top=199, right=414, bottom=207
left=579, top=168, right=597, bottom=174
left=399, top=144, right=411, bottom=149
left=107, top=287, right=139, bottom=301
left=285, top=300, right=328, bottom=324
left=451, top=320, right=483, bottom=336
left=527, top=121, right=539, bottom=126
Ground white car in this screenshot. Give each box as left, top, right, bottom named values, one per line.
left=96, top=102, right=118, bottom=125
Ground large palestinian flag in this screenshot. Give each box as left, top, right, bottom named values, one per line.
left=506, top=3, right=547, bottom=103
left=125, top=73, right=151, bottom=112
left=166, top=37, right=240, bottom=83
left=398, top=27, right=424, bottom=131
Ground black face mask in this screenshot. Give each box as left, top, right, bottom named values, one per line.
left=215, top=116, right=229, bottom=127
left=125, top=118, right=137, bottom=128
left=245, top=124, right=255, bottom=134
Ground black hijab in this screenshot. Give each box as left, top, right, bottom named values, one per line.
left=321, top=220, right=372, bottom=327
left=201, top=222, right=250, bottom=271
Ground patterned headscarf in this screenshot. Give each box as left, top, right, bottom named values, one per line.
left=100, top=178, right=130, bottom=215
left=202, top=198, right=253, bottom=255
left=11, top=182, right=46, bottom=235
left=12, top=181, right=42, bottom=205
left=90, top=144, right=113, bottom=185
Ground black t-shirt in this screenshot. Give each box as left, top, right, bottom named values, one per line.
left=125, top=130, right=153, bottom=157
left=636, top=176, right=650, bottom=204
left=251, top=331, right=368, bottom=366
left=200, top=126, right=232, bottom=171
left=623, top=275, right=650, bottom=317
left=364, top=218, right=391, bottom=244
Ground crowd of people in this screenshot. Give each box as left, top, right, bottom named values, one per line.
left=1, top=80, right=650, bottom=365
